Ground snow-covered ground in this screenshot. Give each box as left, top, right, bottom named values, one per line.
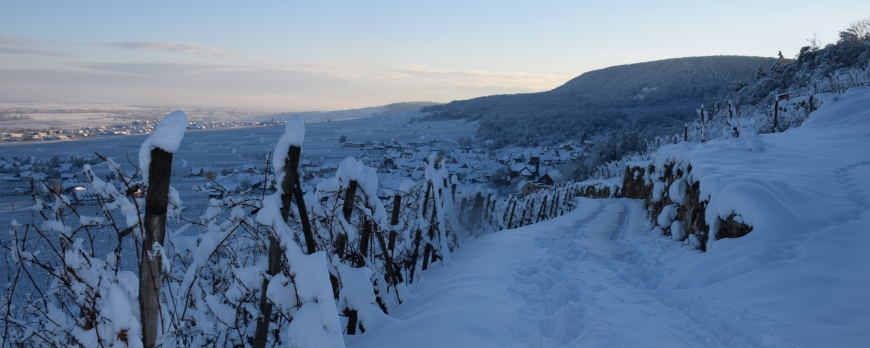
left=349, top=88, right=870, bottom=347
left=3, top=86, right=867, bottom=346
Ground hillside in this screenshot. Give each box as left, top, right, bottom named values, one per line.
left=421, top=56, right=774, bottom=147
left=350, top=86, right=870, bottom=348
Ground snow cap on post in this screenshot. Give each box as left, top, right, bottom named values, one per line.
left=273, top=115, right=306, bottom=174
left=139, top=110, right=187, bottom=184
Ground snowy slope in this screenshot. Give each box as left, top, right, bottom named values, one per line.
left=349, top=88, right=870, bottom=347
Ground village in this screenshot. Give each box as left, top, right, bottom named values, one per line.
left=0, top=104, right=275, bottom=142
left=0, top=118, right=281, bottom=142
left=0, top=130, right=595, bottom=211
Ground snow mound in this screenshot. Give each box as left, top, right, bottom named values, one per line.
left=139, top=110, right=187, bottom=183
left=272, top=115, right=305, bottom=174
left=746, top=137, right=765, bottom=151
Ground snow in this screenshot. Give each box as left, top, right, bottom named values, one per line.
left=139, top=110, right=187, bottom=184
left=4, top=82, right=869, bottom=346
left=746, top=137, right=765, bottom=151
left=348, top=88, right=870, bottom=347
left=670, top=220, right=686, bottom=241
left=657, top=203, right=677, bottom=228
left=667, top=177, right=687, bottom=204
left=272, top=115, right=305, bottom=175
left=399, top=179, right=415, bottom=194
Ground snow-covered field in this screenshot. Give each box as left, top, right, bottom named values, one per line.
left=349, top=89, right=870, bottom=347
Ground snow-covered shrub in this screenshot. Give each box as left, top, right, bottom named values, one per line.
left=1, top=153, right=148, bottom=347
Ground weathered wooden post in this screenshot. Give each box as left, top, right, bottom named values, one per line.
left=458, top=196, right=467, bottom=223
left=140, top=148, right=172, bottom=348
left=728, top=102, right=733, bottom=121
left=409, top=228, right=423, bottom=284
left=343, top=180, right=358, bottom=222
left=358, top=217, right=372, bottom=267
left=389, top=194, right=401, bottom=252
left=422, top=243, right=433, bottom=270
left=469, top=192, right=484, bottom=231
left=525, top=200, right=534, bottom=226
left=343, top=180, right=360, bottom=335
left=773, top=100, right=779, bottom=133
left=484, top=193, right=492, bottom=221
left=507, top=199, right=517, bottom=229
left=550, top=192, right=557, bottom=218
left=683, top=125, right=687, bottom=142
left=375, top=228, right=400, bottom=300
left=293, top=175, right=316, bottom=254
left=421, top=181, right=432, bottom=219
left=138, top=110, right=186, bottom=348
left=254, top=144, right=303, bottom=348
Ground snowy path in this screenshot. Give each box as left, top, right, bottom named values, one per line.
left=348, top=198, right=728, bottom=347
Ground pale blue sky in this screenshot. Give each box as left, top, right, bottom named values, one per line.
left=1, top=1, right=868, bottom=110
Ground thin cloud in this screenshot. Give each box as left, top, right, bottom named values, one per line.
left=98, top=41, right=238, bottom=58
left=0, top=35, right=44, bottom=45
left=0, top=35, right=67, bottom=56
left=68, top=60, right=362, bottom=79
left=390, top=65, right=572, bottom=91
left=0, top=46, right=68, bottom=57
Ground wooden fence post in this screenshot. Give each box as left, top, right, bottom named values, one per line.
left=537, top=199, right=547, bottom=223
left=343, top=180, right=358, bottom=223
left=254, top=145, right=302, bottom=348
left=357, top=218, right=371, bottom=267
left=421, top=182, right=432, bottom=219
left=773, top=100, right=779, bottom=133
left=507, top=199, right=517, bottom=229
left=550, top=190, right=559, bottom=217
left=343, top=180, right=361, bottom=335
left=409, top=229, right=423, bottom=284
left=469, top=192, right=484, bottom=231
left=140, top=148, right=172, bottom=348
left=294, top=175, right=316, bottom=254
left=458, top=197, right=467, bottom=223
left=389, top=194, right=400, bottom=252
left=484, top=193, right=492, bottom=221
left=422, top=243, right=433, bottom=270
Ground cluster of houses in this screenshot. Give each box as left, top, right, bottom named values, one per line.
left=0, top=137, right=594, bottom=210
left=0, top=118, right=281, bottom=143
left=191, top=139, right=591, bottom=200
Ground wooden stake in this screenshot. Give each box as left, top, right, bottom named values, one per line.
left=507, top=199, right=517, bottom=229
left=773, top=100, right=779, bottom=133
left=358, top=218, right=371, bottom=267
left=294, top=175, right=316, bottom=254
left=343, top=180, right=358, bottom=223
left=140, top=148, right=172, bottom=348
left=409, top=229, right=423, bottom=284
left=422, top=243, right=432, bottom=270
left=254, top=145, right=302, bottom=348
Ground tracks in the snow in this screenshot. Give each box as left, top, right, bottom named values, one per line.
left=508, top=199, right=727, bottom=347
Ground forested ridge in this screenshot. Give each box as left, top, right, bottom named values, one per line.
left=422, top=56, right=774, bottom=148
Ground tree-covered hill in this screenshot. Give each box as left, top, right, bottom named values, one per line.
left=421, top=56, right=774, bottom=147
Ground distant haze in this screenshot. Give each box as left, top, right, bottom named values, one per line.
left=1, top=1, right=868, bottom=110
